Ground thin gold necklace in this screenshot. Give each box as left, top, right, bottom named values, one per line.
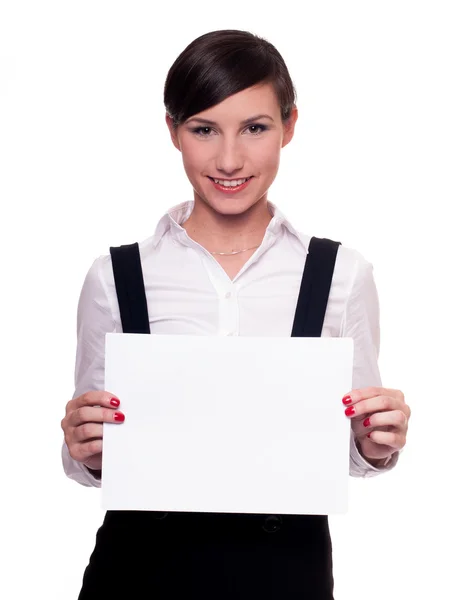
left=210, top=244, right=261, bottom=256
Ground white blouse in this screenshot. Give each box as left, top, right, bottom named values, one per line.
left=62, top=200, right=399, bottom=488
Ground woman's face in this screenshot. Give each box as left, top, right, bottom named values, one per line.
left=166, top=82, right=298, bottom=216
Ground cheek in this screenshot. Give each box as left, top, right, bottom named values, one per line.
left=180, top=141, right=207, bottom=177
left=255, top=142, right=281, bottom=173
left=251, top=133, right=282, bottom=163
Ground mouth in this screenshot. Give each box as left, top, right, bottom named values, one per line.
left=207, top=176, right=254, bottom=193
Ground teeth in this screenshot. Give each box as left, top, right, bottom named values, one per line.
left=213, top=177, right=249, bottom=187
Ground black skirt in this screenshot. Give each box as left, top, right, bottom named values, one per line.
left=78, top=510, right=334, bottom=599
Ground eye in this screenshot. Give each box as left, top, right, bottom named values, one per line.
left=191, top=126, right=213, bottom=137
left=246, top=124, right=267, bottom=135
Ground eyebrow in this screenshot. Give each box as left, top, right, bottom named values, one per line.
left=185, top=114, right=275, bottom=126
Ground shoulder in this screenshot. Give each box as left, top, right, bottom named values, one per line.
left=93, top=232, right=156, bottom=283
left=81, top=233, right=156, bottom=323
left=335, top=241, right=374, bottom=284
left=293, top=230, right=377, bottom=313
left=295, top=230, right=373, bottom=279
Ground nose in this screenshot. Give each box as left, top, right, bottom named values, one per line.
left=215, top=137, right=244, bottom=176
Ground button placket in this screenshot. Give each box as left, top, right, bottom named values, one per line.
left=196, top=253, right=241, bottom=336
left=219, top=285, right=238, bottom=336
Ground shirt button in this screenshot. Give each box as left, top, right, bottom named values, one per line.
left=225, top=292, right=232, bottom=299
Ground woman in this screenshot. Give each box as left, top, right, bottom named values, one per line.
left=61, top=29, right=410, bottom=599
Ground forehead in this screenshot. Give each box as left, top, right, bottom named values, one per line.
left=189, top=82, right=280, bottom=123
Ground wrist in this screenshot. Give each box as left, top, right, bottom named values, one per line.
left=364, top=455, right=391, bottom=468
left=356, top=438, right=393, bottom=468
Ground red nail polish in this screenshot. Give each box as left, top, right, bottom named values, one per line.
left=345, top=406, right=355, bottom=416
left=367, top=432, right=372, bottom=438
left=342, top=394, right=353, bottom=405
left=363, top=417, right=371, bottom=427
left=110, top=398, right=120, bottom=407
left=114, top=412, right=125, bottom=422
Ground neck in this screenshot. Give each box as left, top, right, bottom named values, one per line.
left=182, top=196, right=273, bottom=253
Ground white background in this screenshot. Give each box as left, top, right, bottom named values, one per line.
left=1, top=1, right=456, bottom=598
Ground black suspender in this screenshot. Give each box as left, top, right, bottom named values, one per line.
left=291, top=237, right=341, bottom=337
left=109, top=243, right=151, bottom=334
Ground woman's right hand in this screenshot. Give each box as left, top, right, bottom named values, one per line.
left=61, top=391, right=125, bottom=472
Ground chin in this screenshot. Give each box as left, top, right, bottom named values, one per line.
left=204, top=196, right=263, bottom=217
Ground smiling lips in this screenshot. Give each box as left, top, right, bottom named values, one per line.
left=208, top=176, right=253, bottom=193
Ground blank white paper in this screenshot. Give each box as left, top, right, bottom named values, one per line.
left=101, top=333, right=354, bottom=515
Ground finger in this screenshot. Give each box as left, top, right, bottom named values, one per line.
left=343, top=386, right=405, bottom=405
left=66, top=391, right=121, bottom=416
left=344, top=394, right=397, bottom=419
left=359, top=436, right=393, bottom=459
left=71, top=439, right=103, bottom=463
left=73, top=422, right=104, bottom=443
left=68, top=405, right=125, bottom=427
left=356, top=436, right=393, bottom=459
left=352, top=409, right=408, bottom=436
left=365, top=429, right=406, bottom=450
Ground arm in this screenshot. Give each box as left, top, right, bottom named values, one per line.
left=340, top=253, right=401, bottom=478
left=62, top=255, right=117, bottom=488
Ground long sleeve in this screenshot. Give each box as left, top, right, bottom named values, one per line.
left=340, top=254, right=400, bottom=478
left=62, top=255, right=117, bottom=488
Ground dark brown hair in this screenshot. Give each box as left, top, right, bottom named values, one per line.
left=164, top=29, right=297, bottom=128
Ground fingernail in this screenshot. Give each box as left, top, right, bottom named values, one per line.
left=345, top=406, right=355, bottom=416
left=114, top=412, right=125, bottom=422
left=110, top=398, right=120, bottom=407
left=342, top=394, right=353, bottom=405
left=363, top=417, right=371, bottom=427
left=367, top=432, right=372, bottom=438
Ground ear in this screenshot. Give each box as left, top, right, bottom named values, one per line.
left=281, top=106, right=298, bottom=148
left=165, top=114, right=181, bottom=151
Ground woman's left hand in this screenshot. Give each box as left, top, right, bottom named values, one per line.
left=342, top=387, right=411, bottom=464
